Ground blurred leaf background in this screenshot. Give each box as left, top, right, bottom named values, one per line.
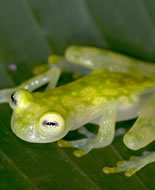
left=0, top=0, right=155, bottom=189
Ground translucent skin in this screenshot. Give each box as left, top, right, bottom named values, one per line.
left=1, top=45, right=155, bottom=176
left=11, top=69, right=155, bottom=143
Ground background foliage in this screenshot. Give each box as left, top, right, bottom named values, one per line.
left=0, top=0, right=154, bottom=189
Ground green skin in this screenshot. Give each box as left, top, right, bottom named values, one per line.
left=0, top=46, right=155, bottom=176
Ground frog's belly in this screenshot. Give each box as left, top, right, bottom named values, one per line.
left=92, top=93, right=153, bottom=124
left=117, top=92, right=153, bottom=121
left=71, top=92, right=153, bottom=130
left=91, top=102, right=141, bottom=125
left=116, top=102, right=142, bottom=121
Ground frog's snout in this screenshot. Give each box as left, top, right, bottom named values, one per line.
left=9, top=89, right=33, bottom=110
left=11, top=115, right=42, bottom=143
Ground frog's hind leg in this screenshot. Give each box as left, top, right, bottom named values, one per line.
left=103, top=96, right=155, bottom=176
left=65, top=46, right=155, bottom=76
left=58, top=101, right=118, bottom=157
left=124, top=95, right=155, bottom=150
left=0, top=66, right=61, bottom=103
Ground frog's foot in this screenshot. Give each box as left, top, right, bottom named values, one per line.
left=103, top=152, right=155, bottom=177
left=57, top=127, right=95, bottom=157
left=57, top=138, right=93, bottom=157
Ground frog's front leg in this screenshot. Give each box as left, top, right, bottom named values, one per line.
left=103, top=95, right=155, bottom=176
left=0, top=66, right=61, bottom=103
left=20, top=66, right=61, bottom=91
left=58, top=101, right=118, bottom=157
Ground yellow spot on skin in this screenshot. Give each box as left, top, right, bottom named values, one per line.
left=105, top=78, right=120, bottom=86
left=76, top=104, right=86, bottom=112
left=73, top=150, right=85, bottom=157
left=80, top=87, right=96, bottom=100
left=61, top=96, right=77, bottom=108
left=102, top=89, right=118, bottom=96
left=71, top=91, right=77, bottom=96
left=93, top=97, right=107, bottom=105
left=57, top=139, right=71, bottom=147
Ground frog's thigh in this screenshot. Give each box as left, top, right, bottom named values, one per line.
left=65, top=46, right=130, bottom=72
left=58, top=101, right=118, bottom=157
left=124, top=95, right=155, bottom=150
left=0, top=66, right=61, bottom=103
left=65, top=46, right=103, bottom=70
left=103, top=151, right=155, bottom=177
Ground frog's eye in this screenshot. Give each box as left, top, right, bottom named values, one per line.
left=9, top=89, right=32, bottom=110
left=9, top=91, right=20, bottom=109
left=11, top=92, right=17, bottom=106
left=39, top=112, right=65, bottom=136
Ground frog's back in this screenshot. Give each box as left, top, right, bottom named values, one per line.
left=46, top=69, right=155, bottom=109
left=40, top=69, right=155, bottom=129
left=61, top=69, right=155, bottom=99
left=87, top=69, right=155, bottom=97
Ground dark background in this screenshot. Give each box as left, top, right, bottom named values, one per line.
left=0, top=0, right=154, bottom=189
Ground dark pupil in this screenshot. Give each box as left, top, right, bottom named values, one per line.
left=42, top=120, right=59, bottom=127
left=46, top=122, right=56, bottom=126
left=11, top=93, right=17, bottom=106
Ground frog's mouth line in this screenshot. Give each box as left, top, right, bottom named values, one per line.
left=11, top=119, right=68, bottom=144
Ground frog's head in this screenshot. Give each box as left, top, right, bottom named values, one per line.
left=9, top=89, right=69, bottom=143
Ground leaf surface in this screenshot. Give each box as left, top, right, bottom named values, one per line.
left=0, top=0, right=154, bottom=189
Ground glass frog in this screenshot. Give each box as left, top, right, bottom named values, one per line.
left=0, top=46, right=155, bottom=177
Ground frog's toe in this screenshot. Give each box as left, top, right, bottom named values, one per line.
left=57, top=139, right=72, bottom=147
left=57, top=139, right=88, bottom=157
left=103, top=166, right=136, bottom=177
left=73, top=150, right=85, bottom=157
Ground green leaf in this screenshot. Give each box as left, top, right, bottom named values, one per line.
left=0, top=0, right=154, bottom=189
